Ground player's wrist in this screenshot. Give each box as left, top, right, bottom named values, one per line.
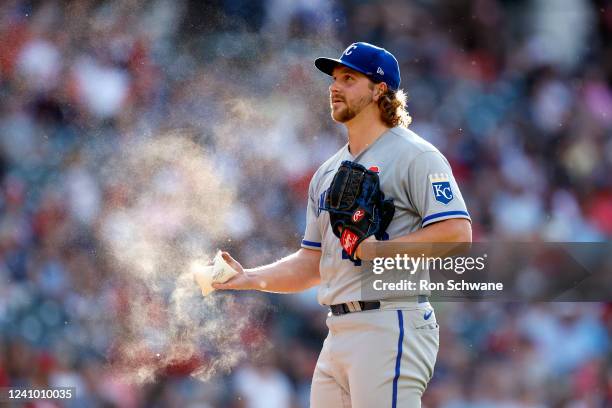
left=354, top=244, right=363, bottom=260
left=355, top=237, right=377, bottom=261
left=243, top=269, right=265, bottom=290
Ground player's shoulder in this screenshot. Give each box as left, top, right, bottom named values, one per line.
left=386, top=127, right=441, bottom=156
left=385, top=127, right=451, bottom=169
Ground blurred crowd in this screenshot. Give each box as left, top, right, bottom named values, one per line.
left=1, top=0, right=612, bottom=407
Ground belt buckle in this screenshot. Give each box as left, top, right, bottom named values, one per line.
left=346, top=301, right=362, bottom=312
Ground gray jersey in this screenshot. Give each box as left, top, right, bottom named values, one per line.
left=302, top=126, right=470, bottom=305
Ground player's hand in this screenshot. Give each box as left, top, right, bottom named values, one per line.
left=355, top=236, right=378, bottom=261
left=211, top=252, right=255, bottom=291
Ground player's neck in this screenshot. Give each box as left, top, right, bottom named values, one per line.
left=345, top=107, right=390, bottom=157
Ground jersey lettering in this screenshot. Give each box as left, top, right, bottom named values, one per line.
left=317, top=191, right=326, bottom=217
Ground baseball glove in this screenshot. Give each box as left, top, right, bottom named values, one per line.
left=320, top=160, right=395, bottom=263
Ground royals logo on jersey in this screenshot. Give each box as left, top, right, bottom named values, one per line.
left=430, top=173, right=454, bottom=204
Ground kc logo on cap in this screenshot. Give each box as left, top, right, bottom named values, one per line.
left=343, top=44, right=358, bottom=56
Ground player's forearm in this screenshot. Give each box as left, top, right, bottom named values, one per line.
left=360, top=219, right=472, bottom=259
left=392, top=218, right=472, bottom=244
left=245, top=249, right=321, bottom=293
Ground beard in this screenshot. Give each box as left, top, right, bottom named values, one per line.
left=330, top=94, right=373, bottom=123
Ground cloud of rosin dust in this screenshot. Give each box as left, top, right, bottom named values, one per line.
left=97, top=133, right=268, bottom=383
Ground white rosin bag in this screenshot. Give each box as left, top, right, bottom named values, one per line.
left=191, top=251, right=238, bottom=296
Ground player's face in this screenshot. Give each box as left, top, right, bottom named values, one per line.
left=329, top=66, right=375, bottom=123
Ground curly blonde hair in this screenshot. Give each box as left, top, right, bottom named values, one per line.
left=378, top=89, right=412, bottom=128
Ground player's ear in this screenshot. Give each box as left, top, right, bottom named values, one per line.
left=373, top=82, right=387, bottom=101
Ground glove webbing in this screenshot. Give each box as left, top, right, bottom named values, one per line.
left=330, top=168, right=364, bottom=210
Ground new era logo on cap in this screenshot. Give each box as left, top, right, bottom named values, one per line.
left=314, top=42, right=401, bottom=91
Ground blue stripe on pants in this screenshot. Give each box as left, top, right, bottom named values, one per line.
left=392, top=310, right=404, bottom=408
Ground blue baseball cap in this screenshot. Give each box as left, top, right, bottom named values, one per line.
left=315, top=42, right=401, bottom=91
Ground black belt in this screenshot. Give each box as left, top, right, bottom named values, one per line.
left=329, top=296, right=429, bottom=316
left=330, top=301, right=380, bottom=316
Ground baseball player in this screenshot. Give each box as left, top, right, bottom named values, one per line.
left=214, top=42, right=472, bottom=407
